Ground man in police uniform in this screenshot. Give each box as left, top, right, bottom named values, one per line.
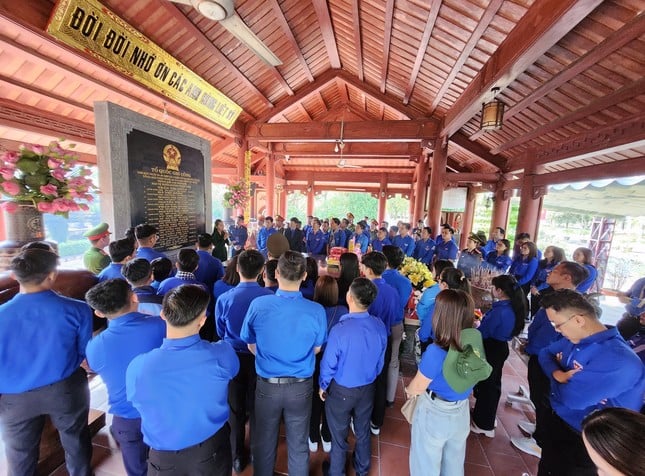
left=83, top=222, right=111, bottom=274
left=241, top=251, right=327, bottom=476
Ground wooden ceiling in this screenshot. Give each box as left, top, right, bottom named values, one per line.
left=0, top=0, right=644, bottom=193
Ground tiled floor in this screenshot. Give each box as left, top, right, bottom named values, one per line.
left=3, top=351, right=539, bottom=476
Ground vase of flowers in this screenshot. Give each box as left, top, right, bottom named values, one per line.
left=0, top=141, right=97, bottom=267
left=223, top=178, right=249, bottom=211
left=400, top=256, right=435, bottom=291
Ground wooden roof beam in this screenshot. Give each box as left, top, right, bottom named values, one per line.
left=443, top=0, right=603, bottom=137
left=272, top=142, right=421, bottom=157
left=403, top=1, right=441, bottom=105
left=450, top=132, right=507, bottom=170
left=312, top=0, right=341, bottom=69
left=247, top=120, right=438, bottom=142
left=380, top=0, right=395, bottom=94
left=351, top=0, right=364, bottom=81
left=493, top=77, right=645, bottom=154
left=445, top=172, right=500, bottom=183
left=509, top=113, right=645, bottom=171
left=533, top=156, right=645, bottom=187
left=269, top=0, right=314, bottom=83
left=285, top=171, right=412, bottom=183
left=430, top=0, right=503, bottom=113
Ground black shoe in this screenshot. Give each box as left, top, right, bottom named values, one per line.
left=386, top=400, right=394, bottom=408
left=233, top=457, right=245, bottom=474
left=322, top=460, right=330, bottom=476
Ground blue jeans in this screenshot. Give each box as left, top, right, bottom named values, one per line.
left=111, top=416, right=148, bottom=476
left=409, top=392, right=469, bottom=476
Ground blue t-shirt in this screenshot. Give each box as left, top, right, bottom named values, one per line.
left=526, top=307, right=559, bottom=356
left=194, top=250, right=224, bottom=289
left=97, top=263, right=125, bottom=282
left=319, top=312, right=387, bottom=390
left=419, top=344, right=473, bottom=401
left=368, top=278, right=400, bottom=334
left=86, top=312, right=165, bottom=418
left=434, top=240, right=458, bottom=260
left=371, top=238, right=391, bottom=252
left=414, top=238, right=435, bottom=264
left=157, top=276, right=205, bottom=296
left=416, top=284, right=440, bottom=324
left=307, top=230, right=328, bottom=255
left=216, top=282, right=274, bottom=353
left=241, top=290, right=327, bottom=378
left=126, top=335, right=239, bottom=450
left=485, top=252, right=512, bottom=272
left=509, top=257, right=539, bottom=286
left=478, top=300, right=516, bottom=342
left=0, top=290, right=93, bottom=393
left=392, top=235, right=415, bottom=257
left=136, top=247, right=166, bottom=262
left=382, top=269, right=413, bottom=323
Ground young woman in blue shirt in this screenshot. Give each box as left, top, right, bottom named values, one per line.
left=471, top=275, right=528, bottom=437
left=484, top=239, right=512, bottom=272
left=573, top=247, right=598, bottom=293
left=509, top=241, right=539, bottom=295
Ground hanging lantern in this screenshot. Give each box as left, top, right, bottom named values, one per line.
left=480, top=87, right=504, bottom=131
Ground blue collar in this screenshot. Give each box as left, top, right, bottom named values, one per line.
left=275, top=289, right=303, bottom=299
left=108, top=312, right=143, bottom=327
left=578, top=326, right=617, bottom=345
left=237, top=281, right=261, bottom=288
left=339, top=311, right=371, bottom=322
left=161, top=334, right=201, bottom=350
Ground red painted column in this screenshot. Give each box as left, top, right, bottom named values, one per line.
left=490, top=184, right=511, bottom=236
left=236, top=139, right=247, bottom=218
left=407, top=192, right=415, bottom=223
left=516, top=163, right=545, bottom=241
left=459, top=186, right=476, bottom=248
left=306, top=183, right=315, bottom=217
left=265, top=155, right=275, bottom=216
left=378, top=175, right=387, bottom=223
left=413, top=155, right=429, bottom=224
left=427, top=136, right=447, bottom=238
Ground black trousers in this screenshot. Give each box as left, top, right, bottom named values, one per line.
left=253, top=377, right=312, bottom=476
left=325, top=381, right=375, bottom=476
left=537, top=410, right=595, bottom=476
left=371, top=336, right=392, bottom=428
left=527, top=354, right=551, bottom=446
left=310, top=353, right=330, bottom=443
left=110, top=416, right=148, bottom=476
left=228, top=352, right=256, bottom=460
left=148, top=423, right=231, bottom=476
left=0, top=367, right=92, bottom=476
left=472, top=339, right=510, bottom=430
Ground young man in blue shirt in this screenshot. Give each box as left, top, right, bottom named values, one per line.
left=257, top=216, right=277, bottom=257
left=134, top=224, right=166, bottom=262
left=370, top=226, right=391, bottom=252
left=381, top=245, right=413, bottom=407
left=121, top=258, right=163, bottom=315
left=229, top=215, right=249, bottom=256
left=126, top=284, right=239, bottom=476
left=434, top=225, right=458, bottom=260
left=194, top=233, right=225, bottom=290
left=156, top=248, right=204, bottom=296
left=319, top=278, right=387, bottom=476
left=0, top=249, right=93, bottom=476
left=97, top=238, right=135, bottom=282
left=306, top=218, right=328, bottom=256
left=351, top=222, right=369, bottom=253
left=392, top=222, right=415, bottom=257
left=215, top=250, right=273, bottom=473
left=482, top=226, right=505, bottom=257
left=360, top=252, right=399, bottom=435
left=241, top=251, right=327, bottom=476
left=537, top=290, right=645, bottom=475
left=85, top=279, right=165, bottom=476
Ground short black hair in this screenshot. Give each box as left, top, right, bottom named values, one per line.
left=349, top=277, right=378, bottom=309
left=495, top=226, right=506, bottom=235
left=122, top=258, right=152, bottom=285
left=162, top=284, right=210, bottom=327
left=177, top=249, right=199, bottom=272
left=557, top=261, right=589, bottom=286
left=238, top=249, right=265, bottom=279
left=20, top=241, right=56, bottom=253
left=332, top=217, right=340, bottom=226
left=135, top=223, right=158, bottom=239
left=382, top=245, right=404, bottom=269
left=277, top=250, right=306, bottom=282
left=361, top=251, right=388, bottom=276
left=541, top=288, right=599, bottom=319
left=10, top=249, right=58, bottom=284
left=265, top=259, right=278, bottom=284
left=441, top=223, right=454, bottom=234
left=423, top=226, right=432, bottom=235
left=197, top=233, right=212, bottom=248
left=265, top=216, right=273, bottom=223
left=150, top=257, right=172, bottom=282
left=108, top=238, right=135, bottom=263
left=516, top=232, right=531, bottom=241
left=85, top=279, right=131, bottom=315
left=378, top=227, right=388, bottom=233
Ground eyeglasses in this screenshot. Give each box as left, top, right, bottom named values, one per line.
left=550, top=314, right=579, bottom=330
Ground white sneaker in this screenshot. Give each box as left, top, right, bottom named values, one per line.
left=470, top=422, right=495, bottom=438
left=350, top=418, right=355, bottom=436
left=511, top=436, right=542, bottom=458
left=370, top=421, right=380, bottom=436
left=320, top=424, right=331, bottom=453
left=308, top=437, right=318, bottom=452
left=518, top=420, right=536, bottom=435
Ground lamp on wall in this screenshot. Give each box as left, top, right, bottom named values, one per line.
left=480, top=87, right=504, bottom=131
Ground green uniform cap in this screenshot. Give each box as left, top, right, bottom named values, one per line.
left=83, top=222, right=111, bottom=240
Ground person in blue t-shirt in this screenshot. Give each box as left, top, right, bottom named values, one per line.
left=413, top=227, right=435, bottom=264
left=126, top=285, right=239, bottom=476
left=471, top=275, right=528, bottom=437
left=405, top=290, right=488, bottom=476
left=392, top=222, right=415, bottom=257
left=194, top=233, right=225, bottom=290
left=319, top=278, right=387, bottom=476
left=122, top=258, right=164, bottom=316
left=241, top=251, right=327, bottom=476
left=434, top=225, right=458, bottom=261
left=156, top=248, right=206, bottom=296
left=229, top=215, right=249, bottom=256
left=257, top=216, right=278, bottom=257
left=85, top=279, right=166, bottom=476
left=573, top=247, right=598, bottom=294
left=360, top=252, right=399, bottom=435
left=537, top=290, right=645, bottom=476
left=484, top=238, right=513, bottom=273
left=98, top=238, right=135, bottom=282
left=329, top=217, right=347, bottom=248
left=351, top=222, right=369, bottom=254
left=134, top=224, right=166, bottom=262
left=0, top=249, right=93, bottom=476
left=482, top=226, right=505, bottom=258
left=215, top=250, right=273, bottom=473
left=370, top=226, right=391, bottom=252
left=509, top=241, right=539, bottom=294
left=306, top=218, right=328, bottom=256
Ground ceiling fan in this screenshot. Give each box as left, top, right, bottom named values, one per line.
left=337, top=159, right=362, bottom=169
left=168, top=0, right=282, bottom=66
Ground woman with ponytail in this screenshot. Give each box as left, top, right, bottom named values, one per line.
left=471, top=274, right=528, bottom=437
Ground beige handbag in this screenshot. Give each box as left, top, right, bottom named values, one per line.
left=401, top=395, right=418, bottom=424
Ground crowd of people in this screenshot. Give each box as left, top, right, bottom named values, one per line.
left=1, top=211, right=644, bottom=476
